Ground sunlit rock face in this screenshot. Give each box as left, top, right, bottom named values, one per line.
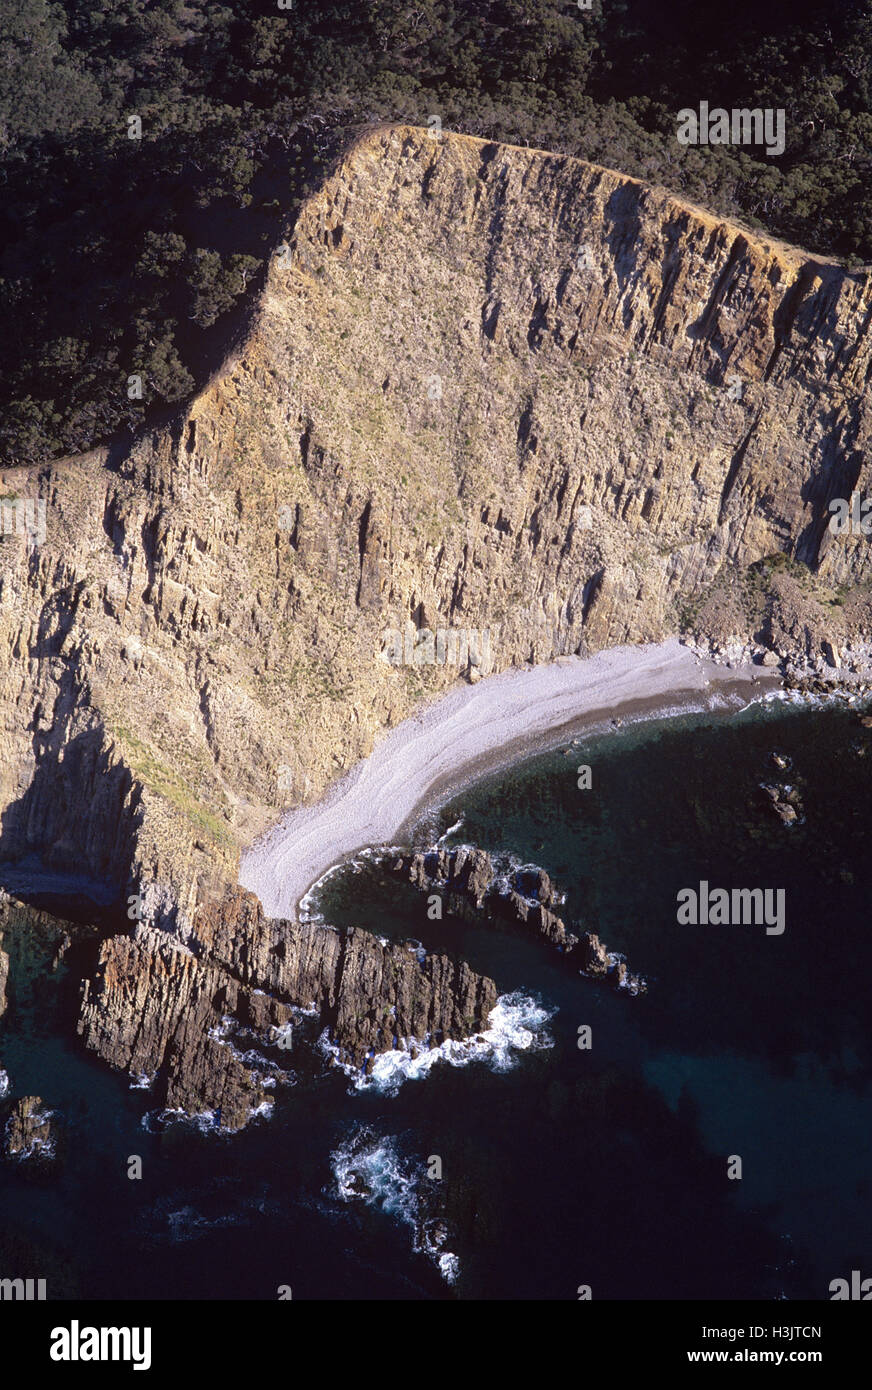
left=0, top=125, right=870, bottom=1119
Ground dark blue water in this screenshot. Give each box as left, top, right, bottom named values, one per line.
left=2, top=696, right=871, bottom=1299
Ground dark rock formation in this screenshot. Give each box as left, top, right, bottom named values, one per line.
left=390, top=845, right=646, bottom=995
left=77, top=887, right=498, bottom=1127
left=329, top=926, right=497, bottom=1072
left=760, top=782, right=803, bottom=826
left=4, top=1096, right=57, bottom=1164
left=79, top=923, right=295, bottom=1131
left=0, top=889, right=99, bottom=1062
left=0, top=891, right=100, bottom=1132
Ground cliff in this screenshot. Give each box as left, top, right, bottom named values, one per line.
left=77, top=887, right=497, bottom=1129
left=1, top=124, right=870, bottom=1118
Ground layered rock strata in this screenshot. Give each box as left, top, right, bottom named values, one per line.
left=2, top=124, right=871, bottom=929
left=77, top=887, right=497, bottom=1129
left=0, top=123, right=870, bottom=1117
left=387, top=844, right=646, bottom=994
left=3, top=1095, right=57, bottom=1164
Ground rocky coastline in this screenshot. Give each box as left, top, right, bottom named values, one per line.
left=2, top=123, right=872, bottom=1131
left=76, top=887, right=498, bottom=1130
left=385, top=844, right=647, bottom=995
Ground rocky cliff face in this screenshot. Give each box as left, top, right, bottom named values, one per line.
left=0, top=124, right=870, bottom=1120
left=77, top=886, right=497, bottom=1129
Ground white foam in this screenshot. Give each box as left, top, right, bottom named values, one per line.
left=764, top=686, right=864, bottom=711
left=437, top=817, right=465, bottom=846
left=0, top=1069, right=9, bottom=1098
left=438, top=1252, right=460, bottom=1284
left=298, top=846, right=406, bottom=924
left=322, top=991, right=555, bottom=1096
left=141, top=1106, right=221, bottom=1135
left=206, top=1014, right=295, bottom=1085
left=331, top=1128, right=460, bottom=1283
left=6, top=1105, right=56, bottom=1160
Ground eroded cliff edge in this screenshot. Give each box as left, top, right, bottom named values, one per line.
left=1, top=125, right=871, bottom=1119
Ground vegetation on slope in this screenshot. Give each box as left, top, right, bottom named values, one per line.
left=1, top=0, right=869, bottom=464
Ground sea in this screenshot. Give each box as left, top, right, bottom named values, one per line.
left=1, top=691, right=871, bottom=1300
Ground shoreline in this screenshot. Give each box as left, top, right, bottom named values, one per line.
left=239, top=637, right=781, bottom=921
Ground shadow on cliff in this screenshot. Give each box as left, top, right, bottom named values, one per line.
left=0, top=715, right=140, bottom=933
left=795, top=423, right=865, bottom=571
left=603, top=182, right=645, bottom=328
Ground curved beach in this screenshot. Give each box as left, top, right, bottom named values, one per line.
left=239, top=637, right=771, bottom=920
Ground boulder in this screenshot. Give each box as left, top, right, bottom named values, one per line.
left=4, top=1096, right=57, bottom=1163
left=386, top=847, right=645, bottom=993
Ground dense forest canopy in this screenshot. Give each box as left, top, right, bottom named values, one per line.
left=1, top=0, right=870, bottom=464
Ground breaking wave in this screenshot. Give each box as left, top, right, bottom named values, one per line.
left=330, top=1126, right=459, bottom=1284
left=140, top=1100, right=275, bottom=1135
left=321, top=990, right=555, bottom=1096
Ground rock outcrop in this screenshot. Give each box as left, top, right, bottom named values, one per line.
left=390, top=844, right=646, bottom=994
left=77, top=887, right=498, bottom=1127
left=3, top=1095, right=57, bottom=1164
left=760, top=782, right=804, bottom=826
left=1, top=123, right=870, bottom=1116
